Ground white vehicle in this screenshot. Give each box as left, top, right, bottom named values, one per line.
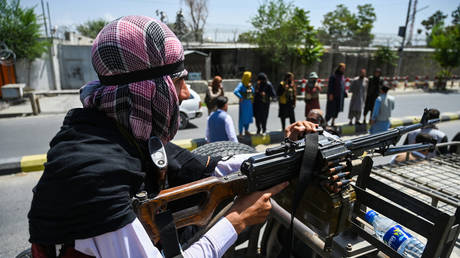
left=179, top=85, right=203, bottom=129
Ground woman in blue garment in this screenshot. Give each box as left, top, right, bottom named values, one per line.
left=234, top=71, right=254, bottom=136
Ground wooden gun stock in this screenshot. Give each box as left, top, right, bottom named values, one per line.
left=135, top=172, right=248, bottom=243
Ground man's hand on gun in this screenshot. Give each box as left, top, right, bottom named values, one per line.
left=225, top=182, right=289, bottom=234
left=225, top=120, right=318, bottom=233
left=284, top=120, right=318, bottom=141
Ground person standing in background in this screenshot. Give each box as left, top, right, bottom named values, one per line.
left=205, top=76, right=224, bottom=115
left=369, top=85, right=395, bottom=134
left=404, top=108, right=448, bottom=154
left=363, top=68, right=382, bottom=124
left=304, top=72, right=321, bottom=118
left=325, top=63, right=346, bottom=126
left=253, top=72, right=276, bottom=134
left=233, top=71, right=254, bottom=136
left=206, top=96, right=238, bottom=143
left=278, top=72, right=297, bottom=131
left=348, top=69, right=368, bottom=125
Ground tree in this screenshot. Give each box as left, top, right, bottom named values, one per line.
left=452, top=4, right=460, bottom=26
left=288, top=8, right=324, bottom=66
left=185, top=0, right=208, bottom=42
left=354, top=4, right=376, bottom=46
left=76, top=19, right=108, bottom=39
left=421, top=11, right=447, bottom=32
left=320, top=4, right=354, bottom=45
left=421, top=10, right=447, bottom=45
left=320, top=4, right=376, bottom=46
left=237, top=31, right=255, bottom=43
left=373, top=46, right=399, bottom=73
left=429, top=24, right=460, bottom=89
left=171, top=9, right=189, bottom=40
left=251, top=0, right=323, bottom=71
left=0, top=0, right=48, bottom=61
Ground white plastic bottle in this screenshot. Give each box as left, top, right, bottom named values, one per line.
left=365, top=210, right=425, bottom=257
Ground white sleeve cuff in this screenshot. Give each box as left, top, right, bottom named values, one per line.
left=213, top=153, right=255, bottom=177
left=203, top=217, right=238, bottom=256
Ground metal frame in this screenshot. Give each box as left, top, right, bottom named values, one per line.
left=352, top=153, right=460, bottom=257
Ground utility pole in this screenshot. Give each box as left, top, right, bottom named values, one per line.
left=41, top=0, right=57, bottom=90
left=406, top=0, right=417, bottom=46
left=396, top=0, right=412, bottom=76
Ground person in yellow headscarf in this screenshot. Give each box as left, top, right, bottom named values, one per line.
left=233, top=71, right=254, bottom=136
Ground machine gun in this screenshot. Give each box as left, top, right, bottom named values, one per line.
left=134, top=109, right=439, bottom=248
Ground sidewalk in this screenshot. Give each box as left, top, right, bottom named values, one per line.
left=1, top=85, right=458, bottom=118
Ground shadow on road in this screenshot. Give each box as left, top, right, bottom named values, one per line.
left=179, top=122, right=199, bottom=130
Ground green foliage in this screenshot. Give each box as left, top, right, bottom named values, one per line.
left=354, top=4, right=376, bottom=46
left=76, top=19, right=108, bottom=39
left=421, top=10, right=447, bottom=45
left=237, top=31, right=255, bottom=43
left=320, top=4, right=376, bottom=46
left=288, top=8, right=324, bottom=66
left=421, top=11, right=447, bottom=32
left=452, top=4, right=460, bottom=26
left=429, top=24, right=460, bottom=72
left=373, top=46, right=398, bottom=67
left=171, top=9, right=190, bottom=40
left=0, top=0, right=48, bottom=61
left=250, top=0, right=323, bottom=68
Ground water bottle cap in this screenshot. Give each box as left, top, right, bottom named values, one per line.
left=365, top=210, right=378, bottom=224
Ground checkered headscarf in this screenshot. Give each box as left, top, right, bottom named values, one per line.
left=80, top=16, right=187, bottom=143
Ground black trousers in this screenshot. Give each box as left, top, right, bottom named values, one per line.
left=280, top=112, right=295, bottom=131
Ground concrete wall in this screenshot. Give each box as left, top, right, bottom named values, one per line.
left=186, top=79, right=241, bottom=94
left=192, top=47, right=460, bottom=82
left=14, top=42, right=460, bottom=91
left=58, top=45, right=98, bottom=89
left=15, top=43, right=61, bottom=91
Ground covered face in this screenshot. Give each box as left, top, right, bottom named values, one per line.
left=257, top=72, right=268, bottom=83
left=80, top=15, right=187, bottom=143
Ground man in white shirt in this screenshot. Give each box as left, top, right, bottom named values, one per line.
left=404, top=108, right=448, bottom=154
left=391, top=133, right=434, bottom=164
left=206, top=96, right=238, bottom=143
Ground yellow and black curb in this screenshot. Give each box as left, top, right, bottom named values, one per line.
left=1, top=111, right=459, bottom=176
left=336, top=111, right=460, bottom=136
left=0, top=154, right=47, bottom=176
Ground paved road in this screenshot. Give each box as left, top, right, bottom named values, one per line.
left=0, top=171, right=41, bottom=257
left=0, top=92, right=459, bottom=159
left=179, top=91, right=460, bottom=139
left=1, top=120, right=460, bottom=257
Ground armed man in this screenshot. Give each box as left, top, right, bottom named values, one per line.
left=27, top=16, right=318, bottom=258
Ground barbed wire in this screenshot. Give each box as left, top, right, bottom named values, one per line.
left=199, top=28, right=428, bottom=47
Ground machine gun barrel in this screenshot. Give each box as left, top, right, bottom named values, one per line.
left=343, top=118, right=439, bottom=157
left=243, top=109, right=440, bottom=191
left=382, top=143, right=434, bottom=156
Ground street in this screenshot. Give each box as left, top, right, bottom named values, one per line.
left=0, top=91, right=459, bottom=257
left=1, top=120, right=460, bottom=257
left=0, top=92, right=459, bottom=159
left=2, top=0, right=459, bottom=255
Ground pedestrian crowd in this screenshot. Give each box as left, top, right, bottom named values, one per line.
left=205, top=63, right=401, bottom=143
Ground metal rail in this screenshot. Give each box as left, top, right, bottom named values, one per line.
left=371, top=152, right=460, bottom=216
